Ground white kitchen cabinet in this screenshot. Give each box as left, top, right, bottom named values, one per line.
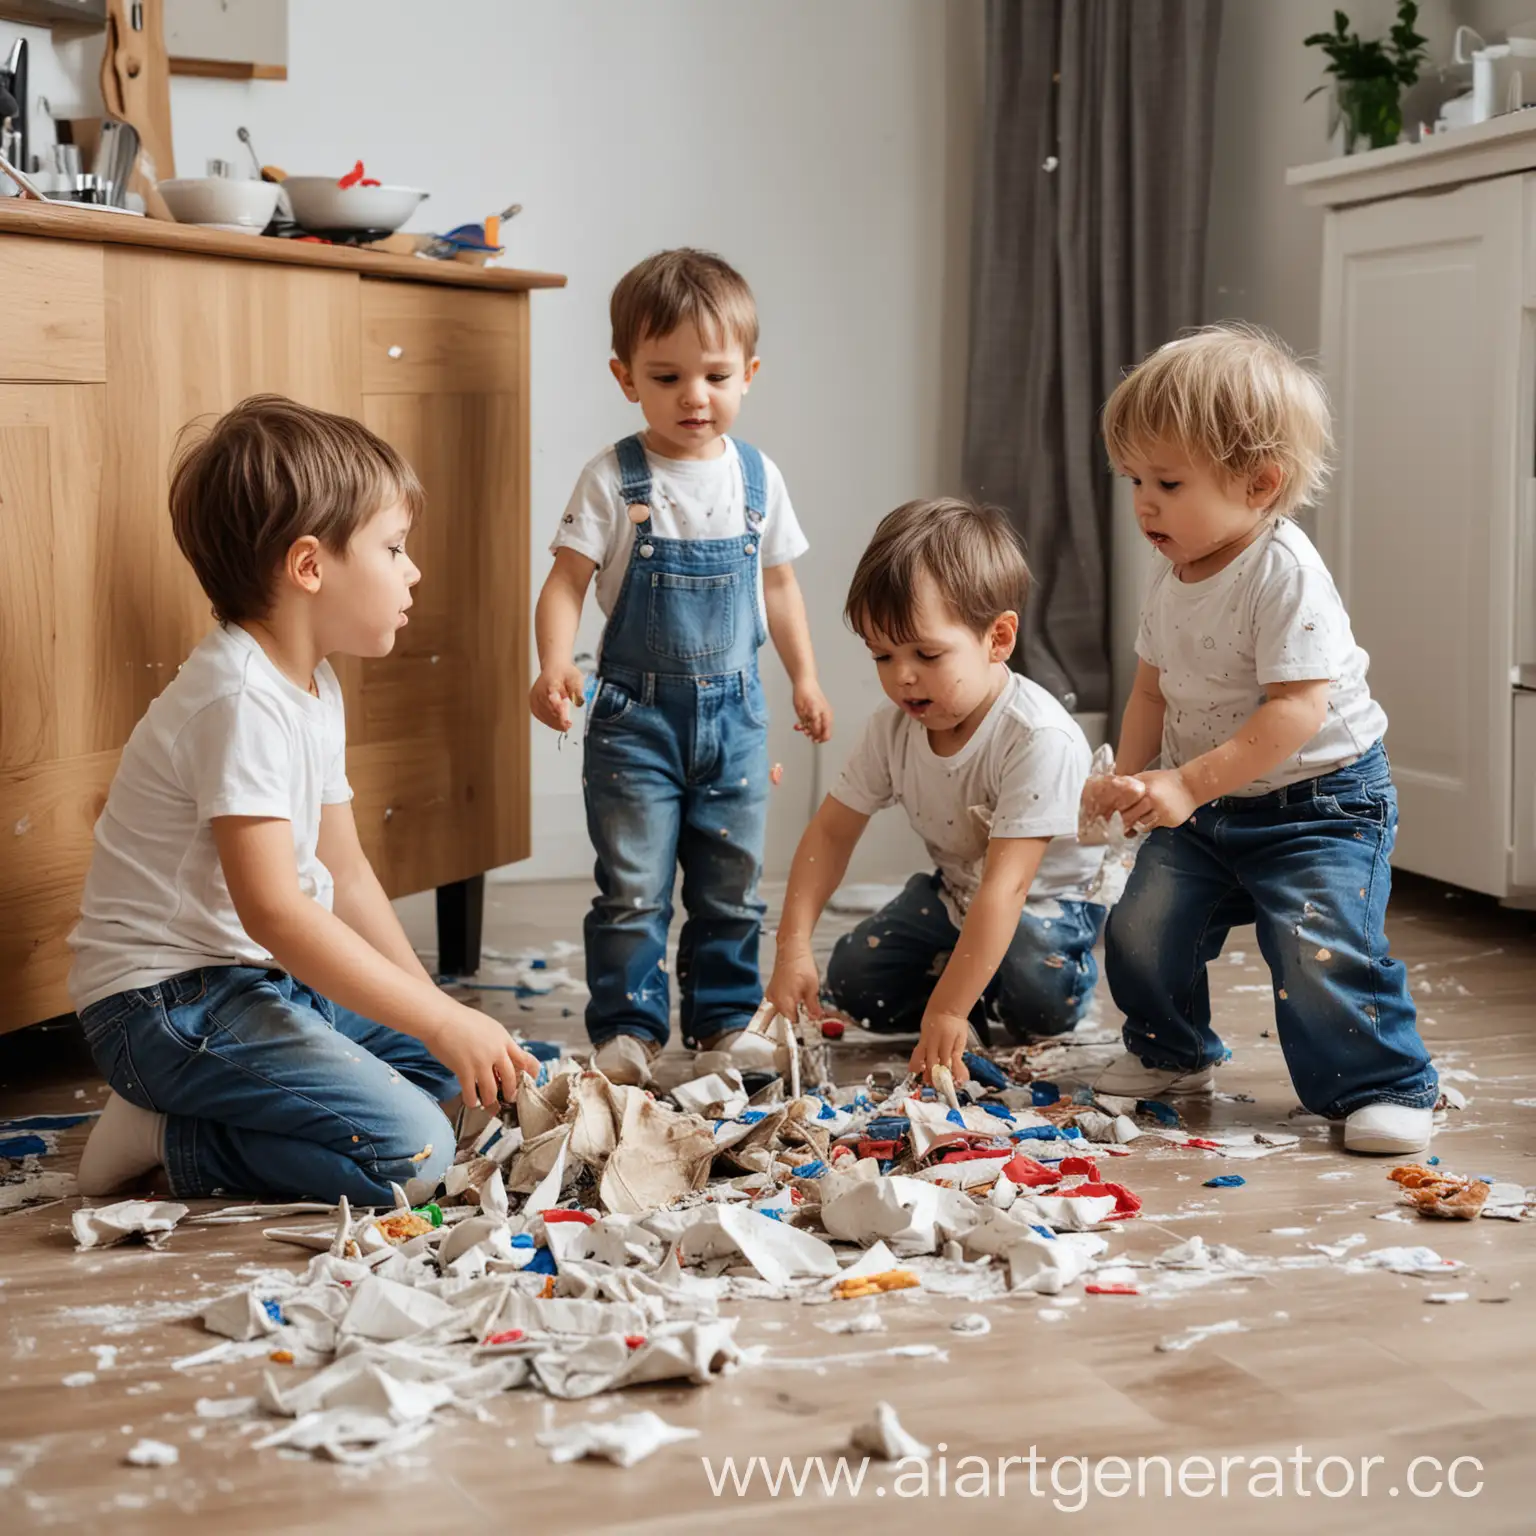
left=1291, top=124, right=1536, bottom=903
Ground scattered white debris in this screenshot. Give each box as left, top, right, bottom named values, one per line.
left=1156, top=1319, right=1247, bottom=1353
left=124, top=1440, right=178, bottom=1468
left=536, top=1410, right=700, bottom=1468
left=195, top=1396, right=258, bottom=1419
left=950, top=1313, right=991, bottom=1336
left=1426, top=1292, right=1470, bottom=1305
left=62, top=1372, right=95, bottom=1388
left=850, top=1401, right=931, bottom=1461
left=71, top=1200, right=189, bottom=1251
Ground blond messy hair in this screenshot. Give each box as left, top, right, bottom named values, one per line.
left=610, top=248, right=759, bottom=367
left=1102, top=323, right=1333, bottom=516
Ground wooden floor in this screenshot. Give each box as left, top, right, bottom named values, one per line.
left=1, top=873, right=1533, bottom=1534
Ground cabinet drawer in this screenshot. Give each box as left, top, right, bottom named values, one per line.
left=0, top=238, right=106, bottom=382
left=1515, top=692, right=1536, bottom=889
left=360, top=280, right=524, bottom=394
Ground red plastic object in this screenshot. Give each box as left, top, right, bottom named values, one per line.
left=820, top=1019, right=845, bottom=1040
left=1059, top=1156, right=1101, bottom=1180
left=360, top=177, right=381, bottom=187
left=543, top=1209, right=597, bottom=1225
left=483, top=1328, right=525, bottom=1345
left=338, top=159, right=366, bottom=188
left=1085, top=1283, right=1139, bottom=1296
left=624, top=1335, right=646, bottom=1350
left=938, top=1147, right=1013, bottom=1164
left=1185, top=1136, right=1224, bottom=1150
left=1000, top=1153, right=1061, bottom=1187
left=858, top=1138, right=900, bottom=1161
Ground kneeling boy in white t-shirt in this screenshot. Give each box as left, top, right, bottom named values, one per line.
left=766, top=497, right=1105, bottom=1082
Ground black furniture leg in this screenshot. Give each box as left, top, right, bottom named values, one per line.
left=436, top=874, right=485, bottom=978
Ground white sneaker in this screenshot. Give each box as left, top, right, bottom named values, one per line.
left=1092, top=1051, right=1216, bottom=1098
left=592, top=1034, right=657, bottom=1088
left=1343, top=1103, right=1433, bottom=1155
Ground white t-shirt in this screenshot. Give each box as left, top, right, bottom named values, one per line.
left=831, top=670, right=1105, bottom=920
left=550, top=437, right=808, bottom=624
left=68, top=623, right=352, bottom=1011
left=1135, top=518, right=1388, bottom=795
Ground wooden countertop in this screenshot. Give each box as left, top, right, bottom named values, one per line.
left=0, top=199, right=567, bottom=290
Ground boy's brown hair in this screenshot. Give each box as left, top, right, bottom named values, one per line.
left=610, top=248, right=759, bottom=366
left=845, top=497, right=1031, bottom=645
left=169, top=395, right=425, bottom=624
left=1101, top=323, right=1333, bottom=516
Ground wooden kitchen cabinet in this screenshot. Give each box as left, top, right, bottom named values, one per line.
left=0, top=203, right=562, bottom=1032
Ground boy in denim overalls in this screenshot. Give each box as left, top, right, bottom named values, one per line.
left=530, top=250, right=831, bottom=1086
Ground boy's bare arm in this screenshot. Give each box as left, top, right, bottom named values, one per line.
left=911, top=835, right=1048, bottom=1082
left=531, top=548, right=597, bottom=732
left=214, top=816, right=538, bottom=1108
left=1115, top=659, right=1166, bottom=777
left=765, top=795, right=869, bottom=1019
left=1119, top=678, right=1330, bottom=829
left=763, top=562, right=833, bottom=743
left=318, top=801, right=436, bottom=985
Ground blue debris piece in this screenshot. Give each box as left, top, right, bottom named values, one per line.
left=262, top=1298, right=285, bottom=1325
left=792, top=1160, right=827, bottom=1179
left=739, top=1110, right=767, bottom=1126
left=0, top=1135, right=49, bottom=1159
left=1204, top=1174, right=1246, bottom=1188
left=962, top=1052, right=1009, bottom=1091
left=1062, top=1126, right=1084, bottom=1140
left=1136, top=1099, right=1181, bottom=1126
left=979, top=1103, right=1016, bottom=1123
left=0, top=1114, right=95, bottom=1131
left=535, top=1061, right=550, bottom=1087
left=529, top=958, right=548, bottom=971
left=877, top=1160, right=896, bottom=1175
left=1471, top=1174, right=1495, bottom=1184
left=945, top=1109, right=967, bottom=1127
left=509, top=1233, right=536, bottom=1249
left=525, top=1246, right=558, bottom=1274
left=851, top=1094, right=877, bottom=1113
left=521, top=1040, right=562, bottom=1061
left=1427, top=1156, right=1440, bottom=1166
left=865, top=1116, right=910, bottom=1141
left=1029, top=1225, right=1057, bottom=1240
left=759, top=1207, right=785, bottom=1221
left=1031, top=1082, right=1061, bottom=1107
left=1011, top=1125, right=1066, bottom=1142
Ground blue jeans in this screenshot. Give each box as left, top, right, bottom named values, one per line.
left=77, top=967, right=458, bottom=1202
left=583, top=668, right=769, bottom=1049
left=825, top=871, right=1106, bottom=1043
left=1105, top=743, right=1437, bottom=1118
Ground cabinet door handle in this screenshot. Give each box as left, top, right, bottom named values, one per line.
left=1519, top=479, right=1536, bottom=668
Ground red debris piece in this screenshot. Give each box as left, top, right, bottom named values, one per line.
left=483, top=1328, right=525, bottom=1346
left=360, top=177, right=381, bottom=187
left=1059, top=1156, right=1101, bottom=1180
left=338, top=159, right=366, bottom=188
left=624, top=1335, right=646, bottom=1349
left=1185, top=1136, right=1224, bottom=1150
left=858, top=1138, right=900, bottom=1161
left=543, top=1209, right=597, bottom=1225
left=939, top=1147, right=1015, bottom=1164
left=1085, top=1283, right=1139, bottom=1296
left=1000, top=1153, right=1061, bottom=1188
left=820, top=1019, right=846, bottom=1040
left=1059, top=1180, right=1142, bottom=1218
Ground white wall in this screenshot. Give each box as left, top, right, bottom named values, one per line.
left=3, top=0, right=983, bottom=885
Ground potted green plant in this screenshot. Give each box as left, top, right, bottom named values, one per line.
left=1305, top=1, right=1428, bottom=154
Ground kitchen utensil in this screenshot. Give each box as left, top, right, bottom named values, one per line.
left=93, top=118, right=142, bottom=208
left=281, top=177, right=428, bottom=234
left=158, top=175, right=279, bottom=232
left=235, top=125, right=268, bottom=179
left=205, top=157, right=235, bottom=178
left=100, top=0, right=175, bottom=218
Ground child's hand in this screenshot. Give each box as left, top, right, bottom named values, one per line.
left=530, top=664, right=586, bottom=733
left=432, top=1004, right=542, bottom=1110
left=910, top=1009, right=970, bottom=1086
left=1119, top=767, right=1198, bottom=831
left=792, top=681, right=834, bottom=744
left=766, top=945, right=823, bottom=1024
left=1081, top=773, right=1145, bottom=823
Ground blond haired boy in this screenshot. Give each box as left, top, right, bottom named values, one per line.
left=1086, top=324, right=1437, bottom=1154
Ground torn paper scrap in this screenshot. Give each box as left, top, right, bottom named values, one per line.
left=536, top=1410, right=700, bottom=1468
left=849, top=1402, right=931, bottom=1461
left=71, top=1200, right=189, bottom=1251
left=1156, top=1319, right=1247, bottom=1353
left=679, top=1205, right=840, bottom=1287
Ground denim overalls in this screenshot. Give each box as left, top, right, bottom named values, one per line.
left=582, top=434, right=772, bottom=1049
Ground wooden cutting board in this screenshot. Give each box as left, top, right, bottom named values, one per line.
left=100, top=0, right=175, bottom=218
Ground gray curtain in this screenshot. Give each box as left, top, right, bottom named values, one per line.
left=964, top=0, right=1222, bottom=713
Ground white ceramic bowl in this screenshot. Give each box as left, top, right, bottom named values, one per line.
left=158, top=176, right=280, bottom=233
left=280, top=178, right=429, bottom=234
